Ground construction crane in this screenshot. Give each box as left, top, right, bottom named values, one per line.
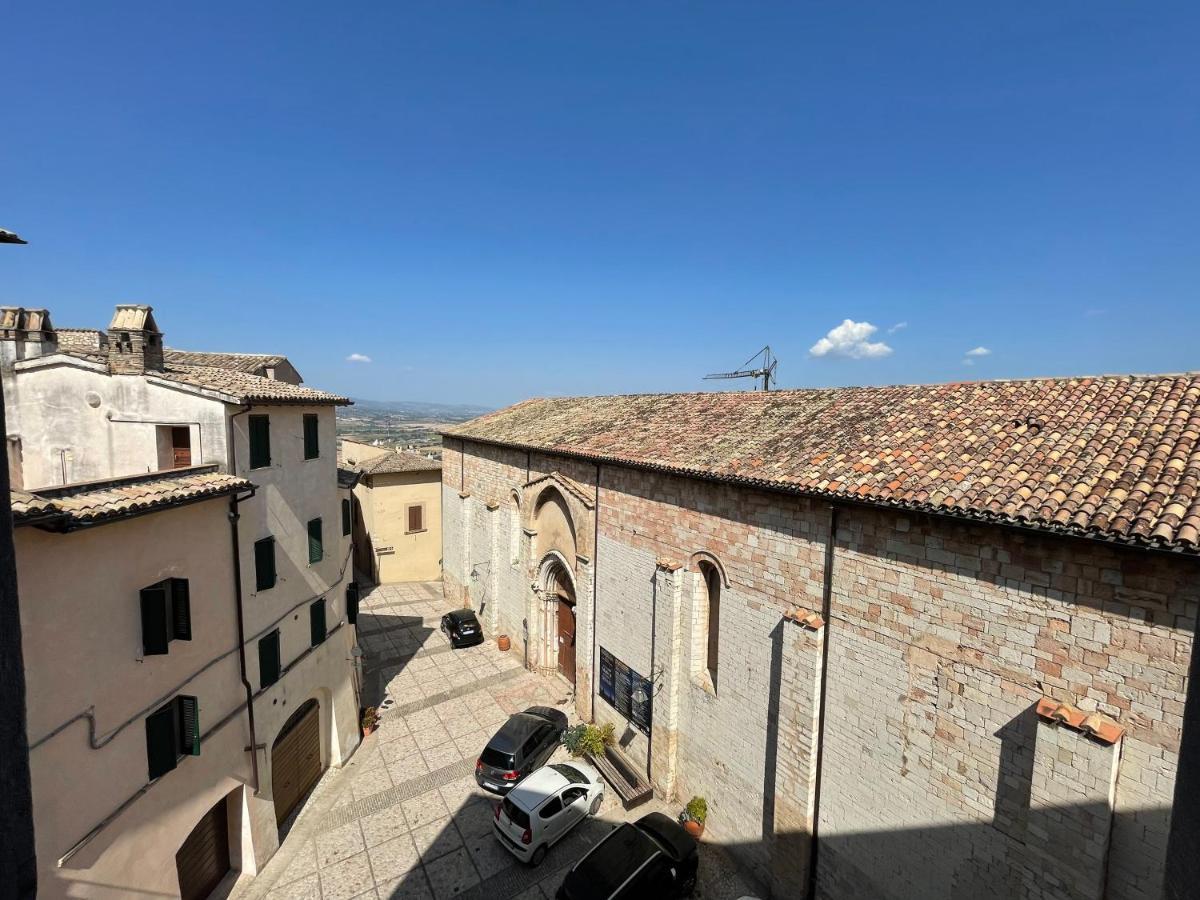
left=704, top=345, right=778, bottom=391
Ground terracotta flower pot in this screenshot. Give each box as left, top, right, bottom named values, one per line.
left=683, top=819, right=704, bottom=838
left=363, top=723, right=377, bottom=736
left=497, top=635, right=511, bottom=652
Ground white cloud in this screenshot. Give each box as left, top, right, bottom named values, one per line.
left=888, top=321, right=908, bottom=334
left=965, top=346, right=991, bottom=357
left=346, top=353, right=372, bottom=363
left=809, top=319, right=893, bottom=359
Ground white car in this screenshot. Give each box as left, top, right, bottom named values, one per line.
left=492, top=760, right=605, bottom=866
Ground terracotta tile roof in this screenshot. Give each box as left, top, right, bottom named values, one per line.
left=357, top=450, right=442, bottom=476
left=10, top=490, right=59, bottom=522
left=445, top=374, right=1200, bottom=553
left=13, top=466, right=252, bottom=529
left=155, top=364, right=350, bottom=405
left=164, top=349, right=289, bottom=375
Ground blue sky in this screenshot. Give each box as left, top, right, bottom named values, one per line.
left=2, top=3, right=1197, bottom=408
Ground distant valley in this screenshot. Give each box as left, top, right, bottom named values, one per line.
left=337, top=398, right=491, bottom=454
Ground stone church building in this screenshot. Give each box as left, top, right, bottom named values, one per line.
left=441, top=374, right=1200, bottom=900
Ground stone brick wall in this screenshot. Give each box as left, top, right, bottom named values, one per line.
left=443, top=437, right=1199, bottom=899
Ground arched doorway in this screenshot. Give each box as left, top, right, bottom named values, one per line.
left=176, top=793, right=232, bottom=900
left=271, top=699, right=323, bottom=829
left=540, top=555, right=577, bottom=686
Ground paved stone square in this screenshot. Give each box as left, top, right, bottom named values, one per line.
left=232, top=582, right=764, bottom=900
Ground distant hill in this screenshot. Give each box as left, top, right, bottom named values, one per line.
left=338, top=398, right=491, bottom=449
left=347, top=398, right=492, bottom=421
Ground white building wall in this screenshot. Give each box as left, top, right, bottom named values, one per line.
left=5, top=356, right=229, bottom=488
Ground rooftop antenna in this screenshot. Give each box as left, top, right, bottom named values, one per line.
left=704, top=345, right=778, bottom=391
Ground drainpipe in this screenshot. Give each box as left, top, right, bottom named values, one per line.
left=808, top=503, right=838, bottom=899
left=227, top=403, right=260, bottom=791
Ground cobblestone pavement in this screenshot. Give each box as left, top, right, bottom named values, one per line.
left=232, top=582, right=765, bottom=900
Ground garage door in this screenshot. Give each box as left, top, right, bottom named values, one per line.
left=176, top=796, right=230, bottom=900
left=271, top=699, right=323, bottom=827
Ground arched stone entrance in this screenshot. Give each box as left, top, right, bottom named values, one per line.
left=270, top=698, right=323, bottom=829
left=534, top=552, right=577, bottom=686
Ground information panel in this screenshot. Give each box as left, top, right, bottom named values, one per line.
left=598, top=646, right=652, bottom=736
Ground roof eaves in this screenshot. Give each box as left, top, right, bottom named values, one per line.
left=449, top=433, right=1200, bottom=559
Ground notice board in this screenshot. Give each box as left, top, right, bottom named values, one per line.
left=598, top=646, right=652, bottom=736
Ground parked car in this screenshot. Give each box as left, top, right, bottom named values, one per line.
left=492, top=760, right=604, bottom=865
left=555, top=812, right=699, bottom=900
left=475, top=706, right=569, bottom=794
left=440, top=609, right=484, bottom=648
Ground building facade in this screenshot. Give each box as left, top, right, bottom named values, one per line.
left=342, top=439, right=442, bottom=584
left=3, top=305, right=361, bottom=899
left=442, top=376, right=1200, bottom=900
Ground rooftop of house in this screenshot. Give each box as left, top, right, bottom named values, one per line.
left=163, top=349, right=290, bottom=374
left=19, top=320, right=349, bottom=405
left=153, top=363, right=350, bottom=406
left=354, top=449, right=443, bottom=477
left=444, top=373, right=1200, bottom=554
left=12, top=466, right=252, bottom=530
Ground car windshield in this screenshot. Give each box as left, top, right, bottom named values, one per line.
left=502, top=797, right=530, bottom=829
left=566, top=824, right=658, bottom=900
left=480, top=747, right=514, bottom=769
left=549, top=763, right=588, bottom=784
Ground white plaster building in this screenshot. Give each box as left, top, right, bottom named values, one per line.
left=3, top=305, right=361, bottom=899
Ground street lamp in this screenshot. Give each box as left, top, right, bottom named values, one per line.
left=0, top=228, right=28, bottom=244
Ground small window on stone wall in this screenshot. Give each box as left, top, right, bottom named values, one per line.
left=692, top=560, right=722, bottom=695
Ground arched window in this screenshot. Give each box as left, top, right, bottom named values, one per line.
left=510, top=491, right=521, bottom=566
left=694, top=560, right=721, bottom=693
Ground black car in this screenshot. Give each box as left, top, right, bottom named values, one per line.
left=440, top=609, right=484, bottom=648
left=556, top=812, right=698, bottom=900
left=475, top=705, right=569, bottom=794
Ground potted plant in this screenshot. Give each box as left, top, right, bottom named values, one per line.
left=680, top=796, right=707, bottom=838
left=361, top=706, right=380, bottom=736
left=497, top=634, right=511, bottom=652
left=561, top=722, right=615, bottom=758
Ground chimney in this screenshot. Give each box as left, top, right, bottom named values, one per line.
left=106, top=305, right=164, bottom=375
left=0, top=307, right=58, bottom=370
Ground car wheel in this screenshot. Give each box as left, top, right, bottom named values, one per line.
left=589, top=795, right=602, bottom=815
left=529, top=844, right=547, bottom=867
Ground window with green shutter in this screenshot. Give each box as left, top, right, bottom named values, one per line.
left=177, top=695, right=200, bottom=756
left=141, top=584, right=170, bottom=655
left=145, top=703, right=177, bottom=779
left=248, top=414, right=271, bottom=469
left=346, top=582, right=359, bottom=625
left=307, top=518, right=323, bottom=564
left=341, top=498, right=351, bottom=536
left=259, top=630, right=281, bottom=688
left=140, top=578, right=191, bottom=655
left=303, top=414, right=319, bottom=460
left=254, top=537, right=276, bottom=591
left=145, top=694, right=200, bottom=781
left=310, top=599, right=327, bottom=647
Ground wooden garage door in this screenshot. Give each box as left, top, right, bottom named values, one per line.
left=272, top=700, right=323, bottom=827
left=176, top=796, right=230, bottom=900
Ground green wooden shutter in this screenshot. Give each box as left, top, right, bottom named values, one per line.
left=177, top=695, right=201, bottom=756
left=140, top=585, right=170, bottom=655
left=310, top=600, right=327, bottom=647
left=254, top=537, right=276, bottom=590
left=307, top=518, right=323, bottom=564
left=303, top=414, right=319, bottom=460
left=248, top=415, right=271, bottom=469
left=170, top=578, right=191, bottom=641
left=341, top=498, right=351, bottom=536
left=145, top=704, right=178, bottom=779
left=346, top=582, right=359, bottom=625
left=259, top=630, right=281, bottom=688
